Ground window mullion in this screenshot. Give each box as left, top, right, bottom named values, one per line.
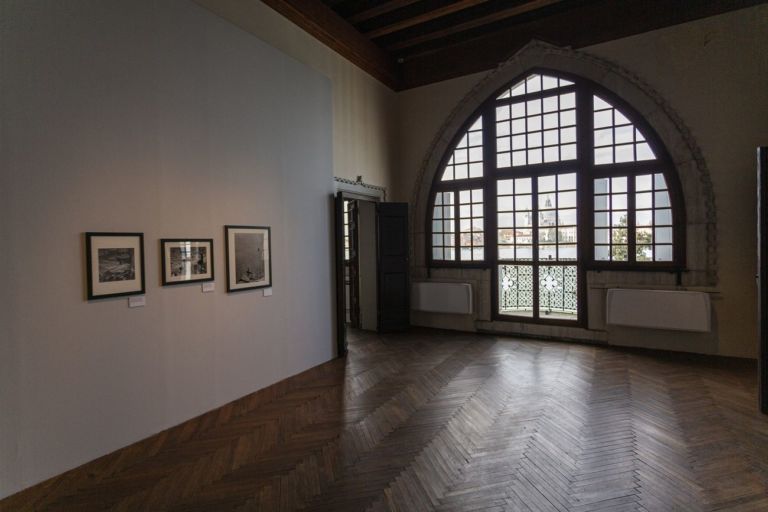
left=575, top=82, right=593, bottom=269
left=532, top=176, right=540, bottom=320
left=628, top=177, right=637, bottom=263
left=483, top=102, right=496, bottom=264
left=453, top=193, right=460, bottom=262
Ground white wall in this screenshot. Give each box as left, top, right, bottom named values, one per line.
left=0, top=0, right=334, bottom=498
left=194, top=0, right=398, bottom=194
left=394, top=6, right=768, bottom=358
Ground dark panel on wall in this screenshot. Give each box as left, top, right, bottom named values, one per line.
left=758, top=147, right=768, bottom=413
left=376, top=202, right=410, bottom=331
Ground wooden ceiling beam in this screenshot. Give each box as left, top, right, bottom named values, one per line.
left=365, top=0, right=490, bottom=39
left=398, top=0, right=766, bottom=89
left=348, top=0, right=422, bottom=24
left=260, top=0, right=400, bottom=88
left=386, top=0, right=563, bottom=52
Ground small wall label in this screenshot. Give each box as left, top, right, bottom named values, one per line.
left=128, top=296, right=146, bottom=308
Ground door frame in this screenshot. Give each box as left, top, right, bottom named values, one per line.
left=344, top=199, right=361, bottom=328
left=334, top=179, right=385, bottom=355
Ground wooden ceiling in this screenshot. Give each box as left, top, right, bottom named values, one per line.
left=261, top=0, right=765, bottom=90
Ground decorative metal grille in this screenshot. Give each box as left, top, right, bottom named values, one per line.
left=499, top=265, right=534, bottom=316
left=538, top=265, right=578, bottom=317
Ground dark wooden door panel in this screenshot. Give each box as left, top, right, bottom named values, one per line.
left=347, top=199, right=361, bottom=328
left=376, top=202, right=409, bottom=332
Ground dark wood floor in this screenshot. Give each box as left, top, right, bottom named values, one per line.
left=3, top=328, right=768, bottom=511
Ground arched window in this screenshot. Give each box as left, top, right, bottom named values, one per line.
left=427, top=70, right=685, bottom=324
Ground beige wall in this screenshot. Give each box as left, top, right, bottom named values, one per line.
left=394, top=6, right=768, bottom=358
left=195, top=0, right=397, bottom=194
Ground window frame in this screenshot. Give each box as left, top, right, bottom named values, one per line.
left=425, top=68, right=687, bottom=325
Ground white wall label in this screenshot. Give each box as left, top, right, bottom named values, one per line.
left=202, top=282, right=215, bottom=293
left=128, top=296, right=146, bottom=308
left=263, top=287, right=273, bottom=297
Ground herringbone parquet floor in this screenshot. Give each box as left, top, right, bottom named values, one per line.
left=3, top=328, right=768, bottom=511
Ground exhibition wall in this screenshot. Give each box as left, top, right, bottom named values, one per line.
left=0, top=0, right=334, bottom=498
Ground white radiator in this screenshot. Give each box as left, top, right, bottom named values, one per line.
left=606, top=289, right=711, bottom=332
left=412, top=282, right=473, bottom=314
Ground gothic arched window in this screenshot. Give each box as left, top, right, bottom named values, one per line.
left=427, top=70, right=686, bottom=324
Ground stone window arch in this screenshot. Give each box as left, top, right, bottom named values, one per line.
left=413, top=42, right=716, bottom=327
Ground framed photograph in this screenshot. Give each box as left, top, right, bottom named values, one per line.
left=161, top=239, right=214, bottom=286
left=225, top=225, right=272, bottom=292
left=85, top=232, right=146, bottom=300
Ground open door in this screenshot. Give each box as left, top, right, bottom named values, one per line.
left=345, top=199, right=361, bottom=327
left=334, top=193, right=347, bottom=357
left=758, top=147, right=768, bottom=413
left=376, top=202, right=410, bottom=332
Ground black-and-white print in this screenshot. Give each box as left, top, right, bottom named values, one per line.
left=161, top=239, right=214, bottom=286
left=225, top=226, right=271, bottom=292
left=98, top=248, right=135, bottom=283
left=170, top=246, right=208, bottom=277
left=235, top=233, right=265, bottom=283
left=86, top=233, right=145, bottom=299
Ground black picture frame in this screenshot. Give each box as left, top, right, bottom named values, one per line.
left=85, top=232, right=146, bottom=300
left=225, top=225, right=272, bottom=292
left=160, top=238, right=215, bottom=286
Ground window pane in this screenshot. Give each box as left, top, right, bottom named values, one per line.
left=595, top=245, right=610, bottom=261
left=656, top=245, right=673, bottom=261
left=592, top=95, right=656, bottom=166
left=636, top=245, right=653, bottom=262
left=430, top=191, right=456, bottom=260
left=593, top=176, right=635, bottom=262
left=498, top=91, right=577, bottom=167
left=635, top=173, right=674, bottom=263
left=497, top=73, right=573, bottom=100
left=536, top=173, right=578, bottom=263
left=442, top=116, right=484, bottom=180
left=497, top=177, right=533, bottom=261
left=457, top=188, right=485, bottom=262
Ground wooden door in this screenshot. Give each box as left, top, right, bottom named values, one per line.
left=346, top=200, right=361, bottom=328
left=334, top=193, right=347, bottom=357
left=376, top=202, right=410, bottom=332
